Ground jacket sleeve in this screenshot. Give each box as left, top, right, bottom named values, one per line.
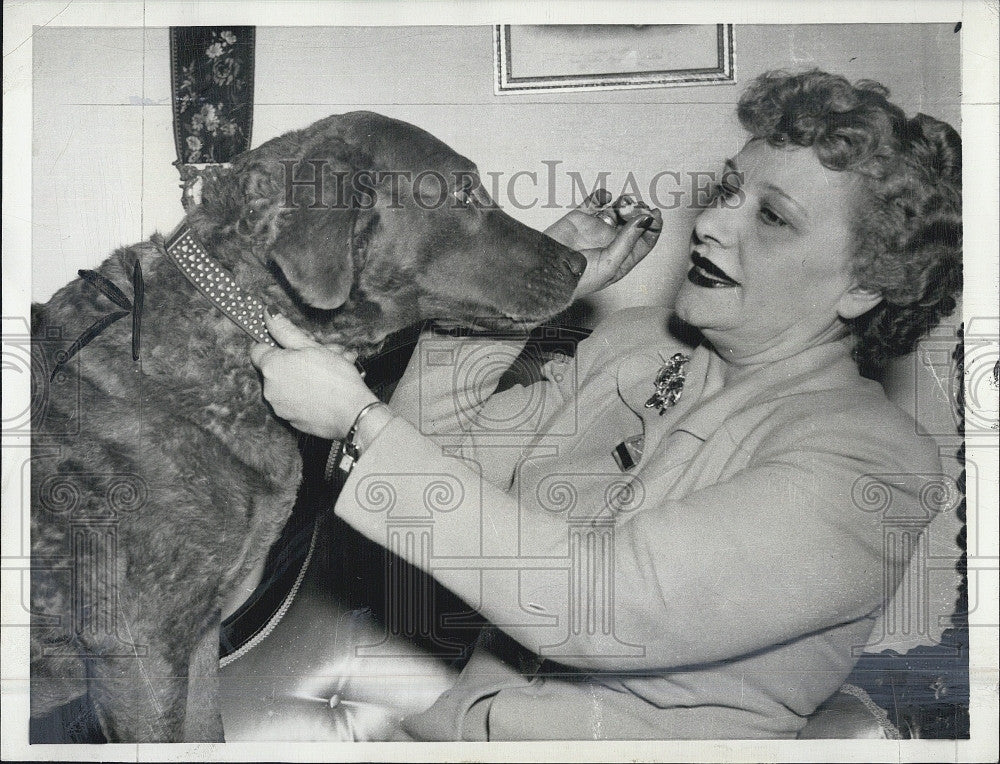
left=385, top=323, right=604, bottom=488
left=388, top=307, right=665, bottom=444
left=335, top=403, right=942, bottom=672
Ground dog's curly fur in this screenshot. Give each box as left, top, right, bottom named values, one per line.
left=30, top=111, right=584, bottom=742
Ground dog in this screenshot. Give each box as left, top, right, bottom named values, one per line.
left=30, top=111, right=586, bottom=742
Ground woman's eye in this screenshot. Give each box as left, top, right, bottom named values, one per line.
left=718, top=169, right=742, bottom=196
left=706, top=178, right=739, bottom=206
left=720, top=180, right=740, bottom=198
left=704, top=182, right=727, bottom=205
left=758, top=205, right=788, bottom=227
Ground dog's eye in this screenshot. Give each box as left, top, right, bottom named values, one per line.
left=452, top=188, right=475, bottom=208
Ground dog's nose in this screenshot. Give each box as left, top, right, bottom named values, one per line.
left=560, top=251, right=587, bottom=278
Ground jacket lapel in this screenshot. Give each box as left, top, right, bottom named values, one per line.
left=613, top=337, right=859, bottom=497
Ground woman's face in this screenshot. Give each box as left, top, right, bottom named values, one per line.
left=674, top=139, right=879, bottom=366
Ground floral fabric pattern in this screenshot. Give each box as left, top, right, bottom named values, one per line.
left=170, top=27, right=255, bottom=165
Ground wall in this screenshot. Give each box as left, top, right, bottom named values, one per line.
left=32, top=23, right=961, bottom=319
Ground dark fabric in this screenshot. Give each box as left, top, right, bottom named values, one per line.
left=846, top=628, right=970, bottom=739
left=169, top=27, right=255, bottom=165
left=218, top=432, right=335, bottom=658
left=29, top=695, right=107, bottom=744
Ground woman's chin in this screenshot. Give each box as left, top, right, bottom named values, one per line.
left=674, top=285, right=739, bottom=331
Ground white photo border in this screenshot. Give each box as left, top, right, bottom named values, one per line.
left=3, top=2, right=997, bottom=762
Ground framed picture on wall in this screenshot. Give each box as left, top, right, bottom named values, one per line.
left=494, top=24, right=736, bottom=94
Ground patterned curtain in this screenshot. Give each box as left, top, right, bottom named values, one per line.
left=169, top=26, right=255, bottom=166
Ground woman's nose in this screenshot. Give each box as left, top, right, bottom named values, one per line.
left=693, top=204, right=735, bottom=249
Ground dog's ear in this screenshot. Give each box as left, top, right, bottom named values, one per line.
left=236, top=130, right=369, bottom=311
left=190, top=119, right=373, bottom=311
left=262, top=155, right=362, bottom=311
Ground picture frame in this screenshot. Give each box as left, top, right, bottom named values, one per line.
left=494, top=24, right=736, bottom=94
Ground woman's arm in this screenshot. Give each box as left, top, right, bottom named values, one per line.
left=382, top=329, right=573, bottom=489
left=338, top=403, right=939, bottom=672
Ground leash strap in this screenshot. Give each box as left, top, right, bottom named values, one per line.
left=164, top=224, right=275, bottom=346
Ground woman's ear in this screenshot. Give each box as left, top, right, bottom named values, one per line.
left=836, top=284, right=883, bottom=319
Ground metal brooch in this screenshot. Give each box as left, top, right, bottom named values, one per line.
left=644, top=352, right=691, bottom=415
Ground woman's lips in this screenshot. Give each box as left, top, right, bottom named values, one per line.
left=687, top=252, right=740, bottom=288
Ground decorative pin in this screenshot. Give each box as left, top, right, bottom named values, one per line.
left=644, top=352, right=691, bottom=415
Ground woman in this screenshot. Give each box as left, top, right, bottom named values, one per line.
left=249, top=69, right=962, bottom=739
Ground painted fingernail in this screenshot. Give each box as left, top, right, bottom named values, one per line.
left=637, top=216, right=655, bottom=229
left=596, top=210, right=618, bottom=227
left=266, top=304, right=282, bottom=318
left=590, top=189, right=612, bottom=205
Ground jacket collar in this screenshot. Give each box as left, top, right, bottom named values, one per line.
left=617, top=335, right=859, bottom=442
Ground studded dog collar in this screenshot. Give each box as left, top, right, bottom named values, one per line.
left=164, top=223, right=276, bottom=347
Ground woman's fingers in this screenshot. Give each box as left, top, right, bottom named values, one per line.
left=252, top=311, right=358, bottom=374
left=606, top=212, right=659, bottom=265
left=250, top=347, right=371, bottom=440
left=578, top=188, right=613, bottom=214
left=249, top=341, right=277, bottom=370
left=638, top=205, right=664, bottom=239
left=569, top=201, right=662, bottom=300
left=263, top=309, right=321, bottom=349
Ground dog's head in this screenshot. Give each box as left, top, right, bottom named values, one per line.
left=184, top=112, right=586, bottom=346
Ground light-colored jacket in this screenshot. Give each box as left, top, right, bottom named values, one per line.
left=337, top=306, right=943, bottom=740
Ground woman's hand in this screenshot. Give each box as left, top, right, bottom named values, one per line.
left=249, top=310, right=377, bottom=440
left=545, top=190, right=663, bottom=300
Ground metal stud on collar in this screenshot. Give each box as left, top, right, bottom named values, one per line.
left=165, top=226, right=275, bottom=346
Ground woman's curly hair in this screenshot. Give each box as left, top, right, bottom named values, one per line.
left=737, top=69, right=962, bottom=380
